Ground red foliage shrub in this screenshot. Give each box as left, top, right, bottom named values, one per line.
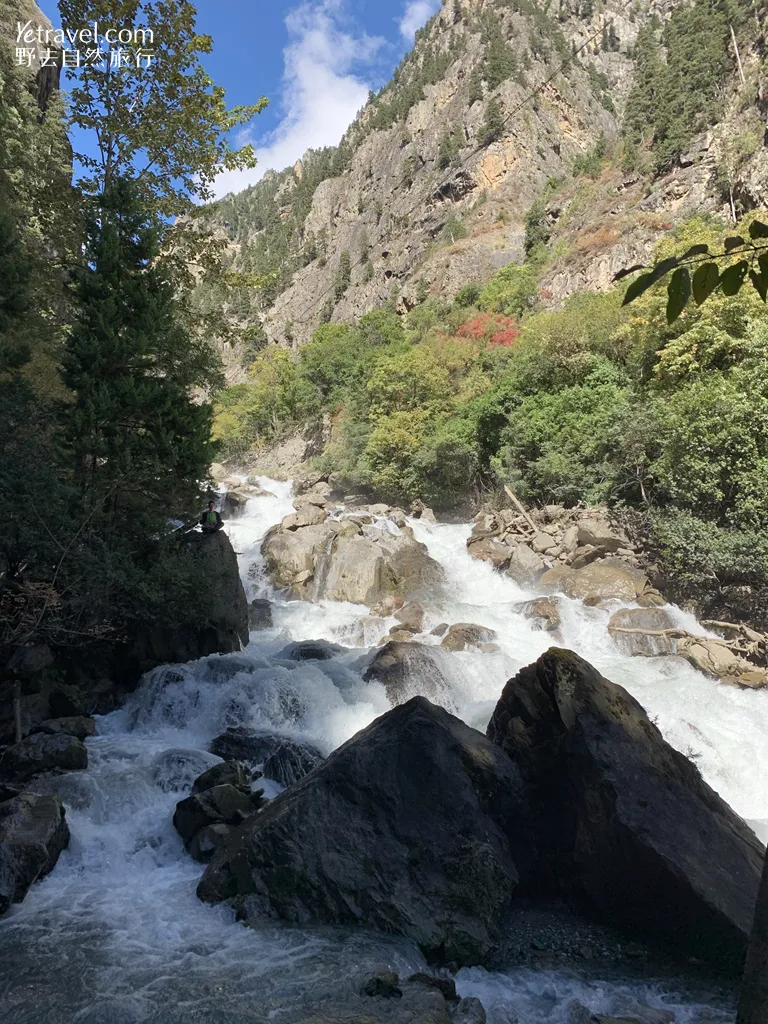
left=457, top=313, right=519, bottom=347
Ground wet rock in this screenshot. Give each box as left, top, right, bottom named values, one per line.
left=635, top=589, right=667, bottom=608
left=209, top=728, right=324, bottom=787
left=363, top=641, right=455, bottom=707
left=607, top=608, right=677, bottom=657
left=466, top=536, right=511, bottom=569
left=441, top=623, right=498, bottom=652
left=191, top=760, right=252, bottom=795
left=385, top=629, right=415, bottom=644
left=173, top=784, right=259, bottom=847
left=221, top=490, right=250, bottom=517
left=248, top=598, right=273, bottom=630
left=372, top=595, right=405, bottom=617
left=2, top=732, right=87, bottom=781
left=198, top=697, right=525, bottom=966
left=394, top=600, right=425, bottom=633
left=30, top=716, right=95, bottom=741
left=506, top=543, right=547, bottom=587
left=431, top=623, right=449, bottom=637
left=188, top=823, right=232, bottom=863
left=487, top=648, right=764, bottom=969
left=0, top=793, right=69, bottom=916
left=515, top=598, right=561, bottom=633
left=361, top=970, right=402, bottom=998
left=277, top=639, right=346, bottom=661
left=151, top=748, right=222, bottom=793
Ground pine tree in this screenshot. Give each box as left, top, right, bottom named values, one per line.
left=334, top=250, right=352, bottom=300
left=479, top=99, right=505, bottom=146
left=60, top=178, right=216, bottom=543
left=485, top=26, right=518, bottom=89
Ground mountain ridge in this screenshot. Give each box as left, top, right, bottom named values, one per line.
left=193, top=0, right=766, bottom=373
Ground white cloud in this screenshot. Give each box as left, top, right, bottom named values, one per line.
left=212, top=2, right=384, bottom=199
left=398, top=0, right=440, bottom=43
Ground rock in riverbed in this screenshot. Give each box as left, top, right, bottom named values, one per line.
left=487, top=647, right=764, bottom=969
left=198, top=696, right=525, bottom=965
left=0, top=793, right=69, bottom=915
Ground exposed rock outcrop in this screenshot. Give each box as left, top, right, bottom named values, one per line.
left=0, top=792, right=69, bottom=916
left=486, top=648, right=764, bottom=969
left=440, top=623, right=497, bottom=652
left=198, top=697, right=526, bottom=965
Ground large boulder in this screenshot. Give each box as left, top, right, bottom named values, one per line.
left=515, top=598, right=561, bottom=634
left=0, top=793, right=69, bottom=915
left=198, top=697, right=526, bottom=965
left=2, top=731, right=87, bottom=782
left=263, top=520, right=444, bottom=608
left=607, top=608, right=677, bottom=657
left=576, top=515, right=629, bottom=553
left=362, top=642, right=456, bottom=708
left=131, top=530, right=249, bottom=668
left=486, top=648, right=764, bottom=969
left=738, top=846, right=768, bottom=1024
left=553, top=562, right=647, bottom=602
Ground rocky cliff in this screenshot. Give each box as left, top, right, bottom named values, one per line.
left=193, top=0, right=767, bottom=361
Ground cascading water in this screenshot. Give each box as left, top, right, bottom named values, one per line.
left=1, top=479, right=765, bottom=1023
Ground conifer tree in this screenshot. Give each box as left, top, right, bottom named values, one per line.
left=479, top=98, right=505, bottom=146
left=60, top=178, right=217, bottom=544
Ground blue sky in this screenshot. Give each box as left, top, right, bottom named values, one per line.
left=37, top=0, right=441, bottom=198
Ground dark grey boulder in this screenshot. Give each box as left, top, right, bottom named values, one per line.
left=188, top=822, right=233, bottom=863
left=173, top=784, right=262, bottom=850
left=738, top=844, right=768, bottom=1023
left=277, top=639, right=346, bottom=661
left=362, top=641, right=456, bottom=709
left=209, top=728, right=323, bottom=787
left=198, top=696, right=525, bottom=966
left=31, top=716, right=96, bottom=741
left=248, top=598, right=273, bottom=630
left=486, top=647, right=764, bottom=970
left=2, top=731, right=87, bottom=781
left=0, top=792, right=69, bottom=915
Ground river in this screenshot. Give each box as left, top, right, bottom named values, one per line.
left=1, top=479, right=766, bottom=1023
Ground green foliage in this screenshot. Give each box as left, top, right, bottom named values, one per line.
left=334, top=250, right=352, bottom=301
left=478, top=98, right=505, bottom=146
left=479, top=263, right=538, bottom=318
left=572, top=134, right=607, bottom=179
left=60, top=179, right=218, bottom=540
left=623, top=0, right=736, bottom=171
left=438, top=131, right=461, bottom=169
left=59, top=0, right=264, bottom=215
left=618, top=216, right=768, bottom=323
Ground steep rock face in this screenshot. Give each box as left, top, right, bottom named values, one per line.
left=198, top=696, right=526, bottom=965
left=195, top=0, right=765, bottom=351
left=486, top=648, right=764, bottom=970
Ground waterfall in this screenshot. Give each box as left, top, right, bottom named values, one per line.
left=1, top=478, right=764, bottom=1023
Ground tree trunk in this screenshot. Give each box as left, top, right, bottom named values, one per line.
left=738, top=844, right=768, bottom=1024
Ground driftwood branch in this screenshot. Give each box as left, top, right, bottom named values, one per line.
left=503, top=485, right=537, bottom=533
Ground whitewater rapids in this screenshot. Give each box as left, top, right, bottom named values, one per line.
left=1, top=479, right=765, bottom=1023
